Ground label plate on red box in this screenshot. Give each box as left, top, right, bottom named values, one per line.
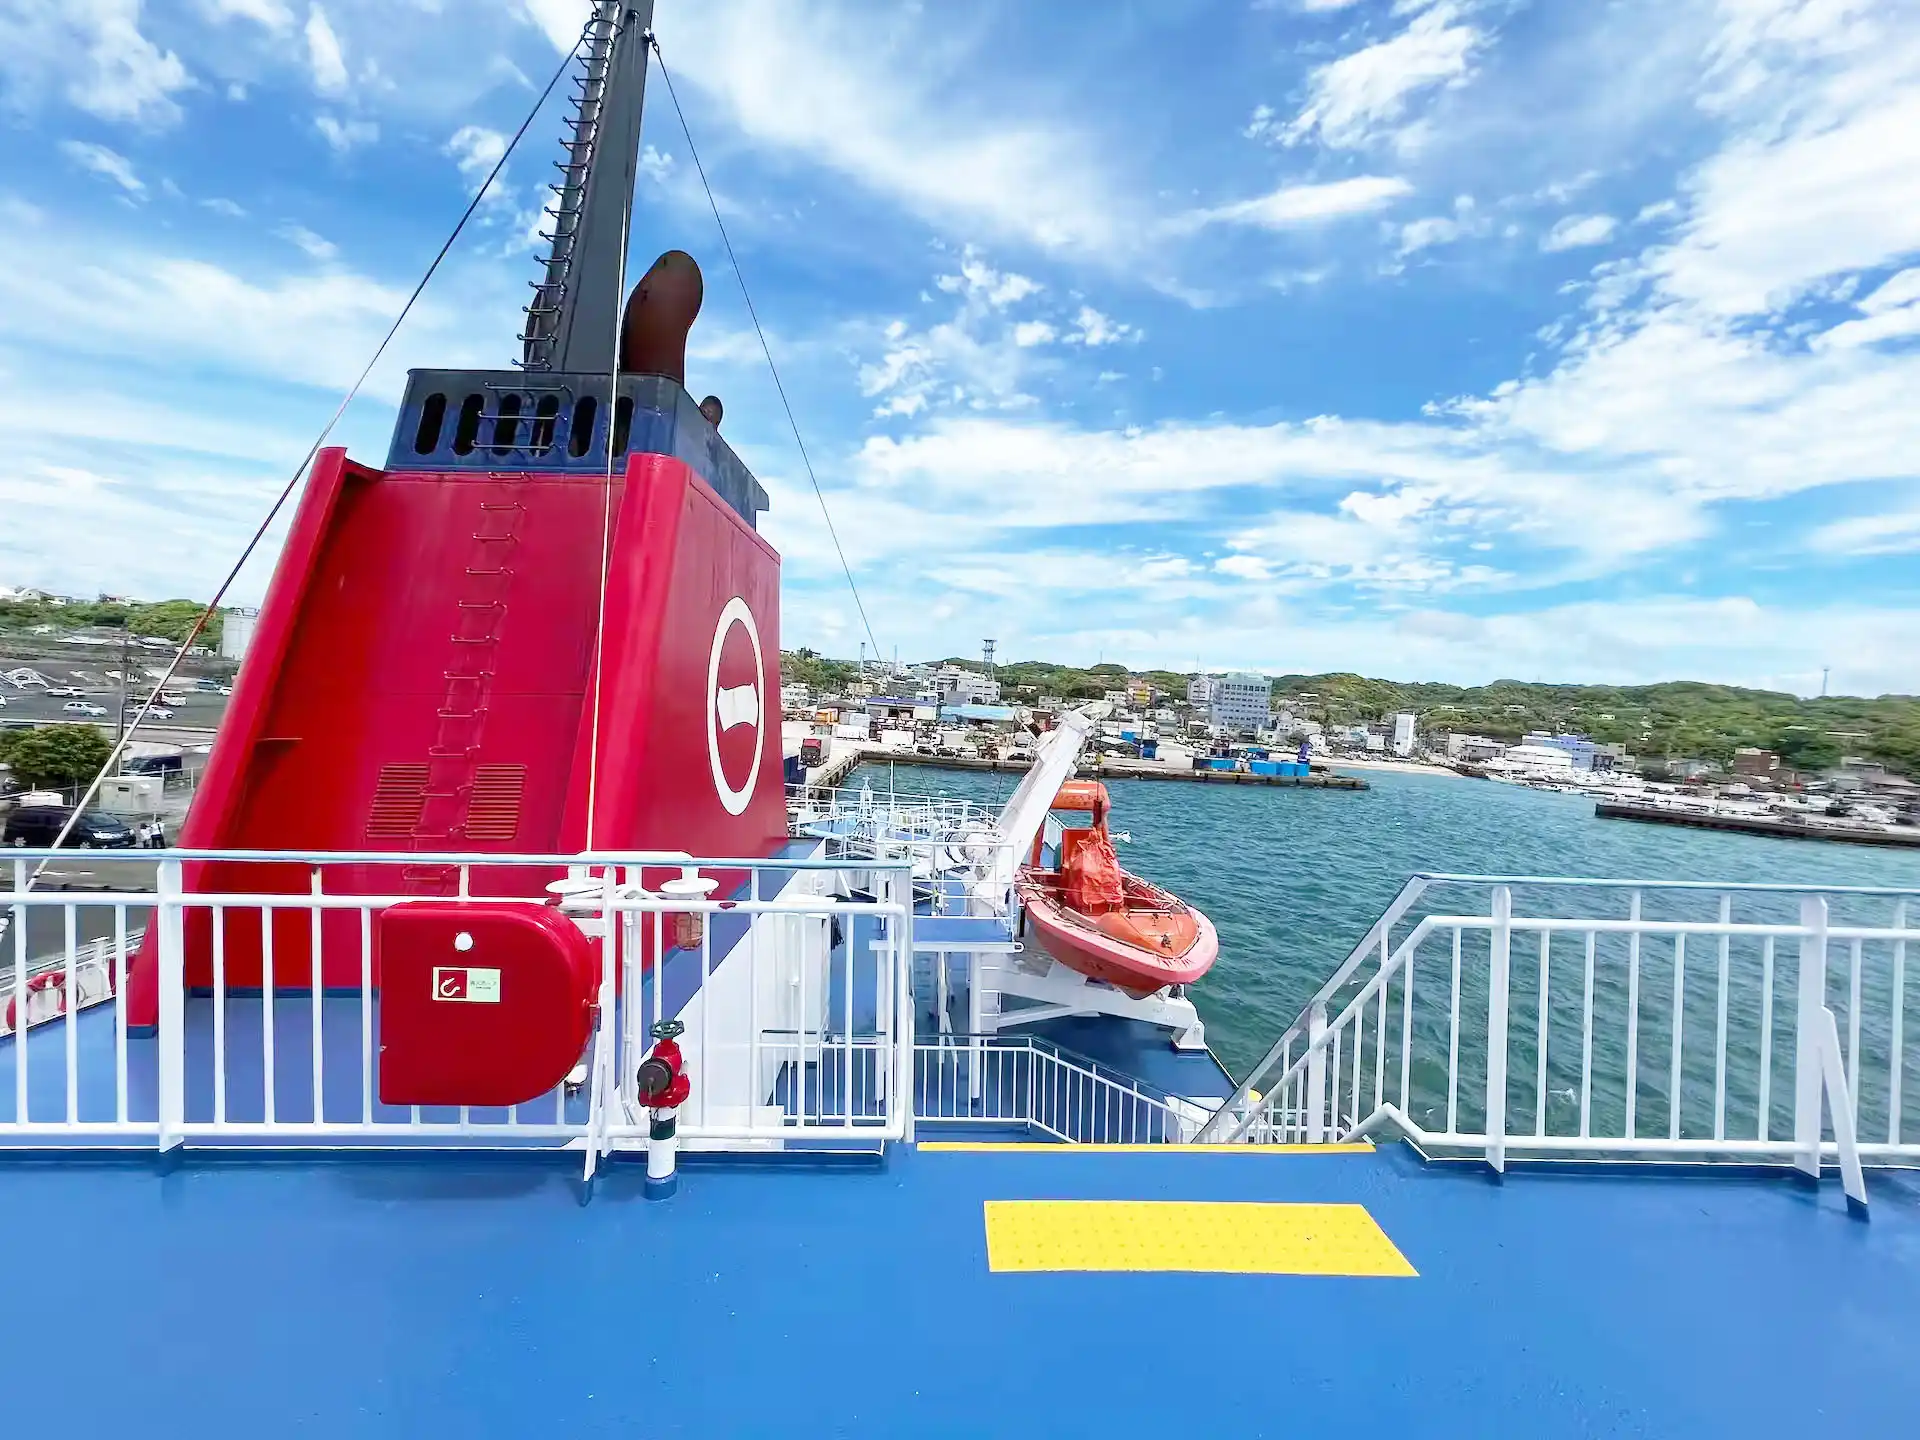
left=433, top=966, right=501, bottom=1003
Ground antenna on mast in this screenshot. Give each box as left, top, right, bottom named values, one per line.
left=521, top=1, right=656, bottom=373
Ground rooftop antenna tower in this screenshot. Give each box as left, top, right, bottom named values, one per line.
left=983, top=638, right=997, bottom=683
left=1821, top=667, right=1830, bottom=698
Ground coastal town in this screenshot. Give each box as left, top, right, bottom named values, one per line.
left=2, top=588, right=1917, bottom=850
left=781, top=649, right=1920, bottom=847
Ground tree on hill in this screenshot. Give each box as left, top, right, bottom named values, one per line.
left=0, top=597, right=221, bottom=648
left=1772, top=725, right=1843, bottom=773
left=3, top=725, right=113, bottom=791
left=780, top=649, right=858, bottom=694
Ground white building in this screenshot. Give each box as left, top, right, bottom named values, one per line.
left=1445, top=733, right=1506, bottom=763
left=930, top=665, right=999, bottom=705
left=220, top=607, right=259, bottom=663
left=1500, top=744, right=1577, bottom=773
left=1185, top=676, right=1212, bottom=707
left=1391, top=713, right=1417, bottom=757
left=1207, top=672, right=1270, bottom=732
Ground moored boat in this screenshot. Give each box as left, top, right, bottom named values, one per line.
left=1016, top=780, right=1218, bottom=997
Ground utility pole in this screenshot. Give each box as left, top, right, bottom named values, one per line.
left=114, top=620, right=130, bottom=772
left=1821, top=667, right=1830, bottom=698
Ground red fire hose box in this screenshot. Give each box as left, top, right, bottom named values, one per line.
left=377, top=901, right=597, bottom=1108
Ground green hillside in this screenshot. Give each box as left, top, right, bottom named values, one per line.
left=1267, top=674, right=1919, bottom=775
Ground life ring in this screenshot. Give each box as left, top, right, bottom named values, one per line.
left=3, top=971, right=68, bottom=1031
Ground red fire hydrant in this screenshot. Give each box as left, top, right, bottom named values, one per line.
left=635, top=1018, right=690, bottom=1198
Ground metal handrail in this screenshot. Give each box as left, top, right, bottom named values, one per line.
left=4, top=851, right=916, bottom=1154
left=1196, top=878, right=1914, bottom=1206
left=914, top=1032, right=1193, bottom=1143
left=1192, top=874, right=1429, bottom=1141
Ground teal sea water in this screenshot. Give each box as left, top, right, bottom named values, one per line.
left=854, top=762, right=1920, bottom=1085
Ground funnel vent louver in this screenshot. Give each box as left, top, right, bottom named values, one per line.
left=367, top=764, right=430, bottom=839
left=464, top=765, right=526, bottom=842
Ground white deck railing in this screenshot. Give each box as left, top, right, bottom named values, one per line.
left=1197, top=876, right=1917, bottom=1200
left=913, top=1034, right=1196, bottom=1143
left=1, top=849, right=914, bottom=1164
left=791, top=783, right=1019, bottom=922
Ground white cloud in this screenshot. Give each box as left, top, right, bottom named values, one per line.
left=1655, top=59, right=1920, bottom=315
left=1174, top=175, right=1412, bottom=234
left=304, top=5, right=348, bottom=96
left=1214, top=554, right=1272, bottom=580
left=0, top=0, right=194, bottom=127
left=934, top=249, right=1041, bottom=308
left=276, top=223, right=337, bottom=260
left=1398, top=195, right=1484, bottom=255
left=1816, top=268, right=1920, bottom=351
left=1541, top=213, right=1618, bottom=251
left=1064, top=306, right=1135, bottom=346
left=1011, top=320, right=1056, bottom=348
left=592, top=0, right=1137, bottom=259
left=639, top=144, right=675, bottom=184
left=1275, top=1, right=1488, bottom=150
left=1810, top=507, right=1920, bottom=557
left=0, top=204, right=508, bottom=404
left=314, top=113, right=376, bottom=152
left=198, top=0, right=292, bottom=26
left=59, top=139, right=145, bottom=195
left=1447, top=1, right=1920, bottom=529
left=201, top=196, right=246, bottom=217
left=445, top=124, right=508, bottom=190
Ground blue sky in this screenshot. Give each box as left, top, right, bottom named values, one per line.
left=2, top=0, right=1918, bottom=695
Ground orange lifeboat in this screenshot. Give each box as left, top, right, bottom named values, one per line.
left=1015, top=780, right=1218, bottom=998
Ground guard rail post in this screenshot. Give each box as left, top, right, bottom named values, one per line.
left=1485, top=884, right=1512, bottom=1174
left=1793, top=895, right=1830, bottom=1183
left=1304, top=1001, right=1329, bottom=1142
left=156, top=857, right=186, bottom=1152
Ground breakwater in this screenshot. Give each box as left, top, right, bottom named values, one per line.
left=1595, top=801, right=1920, bottom=849
left=846, top=748, right=1366, bottom=789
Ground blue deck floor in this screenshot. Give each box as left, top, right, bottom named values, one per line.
left=2, top=1142, right=1912, bottom=1437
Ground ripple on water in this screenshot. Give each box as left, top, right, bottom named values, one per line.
left=851, top=762, right=1920, bottom=1078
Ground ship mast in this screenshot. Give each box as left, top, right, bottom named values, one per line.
left=519, top=0, right=656, bottom=374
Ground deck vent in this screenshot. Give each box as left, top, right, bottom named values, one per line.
left=464, top=765, right=526, bottom=842
left=367, top=764, right=430, bottom=839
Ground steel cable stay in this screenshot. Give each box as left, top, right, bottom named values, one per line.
left=645, top=31, right=886, bottom=671
left=3, top=13, right=606, bottom=910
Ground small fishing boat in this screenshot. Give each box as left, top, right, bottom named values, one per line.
left=1017, top=780, right=1218, bottom=997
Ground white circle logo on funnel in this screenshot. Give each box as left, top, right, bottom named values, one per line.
left=707, top=596, right=763, bottom=816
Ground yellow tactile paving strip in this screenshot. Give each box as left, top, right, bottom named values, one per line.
left=983, top=1200, right=1418, bottom=1276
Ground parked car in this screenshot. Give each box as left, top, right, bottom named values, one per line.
left=125, top=753, right=183, bottom=776
left=3, top=805, right=137, bottom=848
left=46, top=686, right=83, bottom=698
left=147, top=706, right=174, bottom=719
left=62, top=701, right=108, bottom=717
left=159, top=692, right=187, bottom=705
